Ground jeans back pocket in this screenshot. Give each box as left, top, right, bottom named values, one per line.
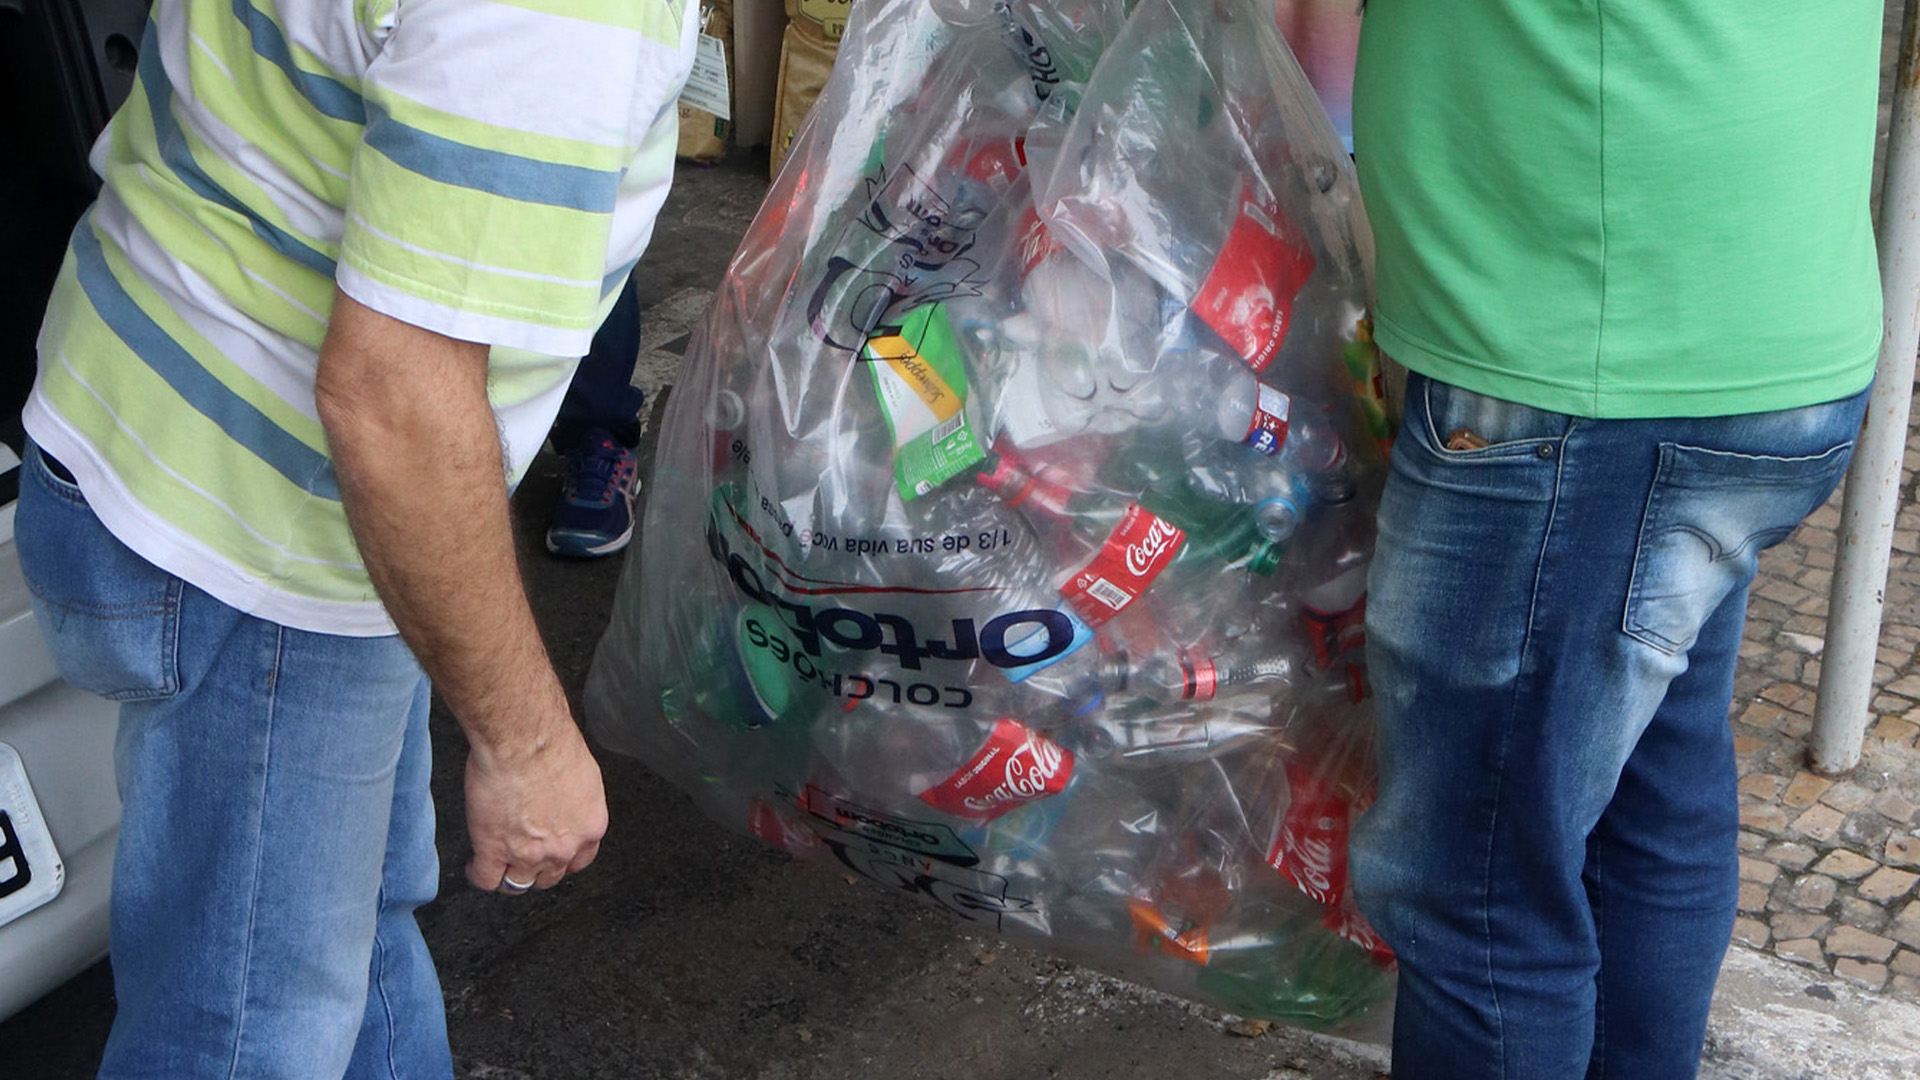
left=15, top=446, right=182, bottom=700
left=1625, top=441, right=1853, bottom=656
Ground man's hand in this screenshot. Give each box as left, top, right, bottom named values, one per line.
left=463, top=708, right=607, bottom=891
left=315, top=289, right=607, bottom=892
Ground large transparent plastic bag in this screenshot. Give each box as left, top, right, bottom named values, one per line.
left=586, top=0, right=1395, bottom=1034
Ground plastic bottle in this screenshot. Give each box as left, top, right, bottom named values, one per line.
left=1191, top=906, right=1391, bottom=1027
left=701, top=386, right=751, bottom=476
left=971, top=441, right=1190, bottom=630
left=1105, top=641, right=1302, bottom=704
left=999, top=253, right=1177, bottom=442
left=707, top=386, right=747, bottom=433
left=1271, top=411, right=1355, bottom=505
left=985, top=470, right=1279, bottom=655
left=1166, top=346, right=1280, bottom=446
left=966, top=755, right=1178, bottom=950
left=811, top=700, right=1079, bottom=823
left=1294, top=564, right=1365, bottom=669
left=974, top=435, right=1117, bottom=523
left=1235, top=656, right=1375, bottom=909
left=975, top=443, right=1182, bottom=638
left=1095, top=434, right=1284, bottom=574
left=1154, top=347, right=1352, bottom=501
left=1180, top=439, right=1308, bottom=545
left=974, top=435, right=1285, bottom=673
left=1064, top=692, right=1280, bottom=767
left=790, top=734, right=1098, bottom=943
left=978, top=312, right=1156, bottom=447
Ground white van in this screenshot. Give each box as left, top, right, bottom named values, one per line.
left=0, top=0, right=149, bottom=1022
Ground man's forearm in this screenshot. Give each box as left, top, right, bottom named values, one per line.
left=314, top=290, right=605, bottom=892
left=313, top=291, right=567, bottom=749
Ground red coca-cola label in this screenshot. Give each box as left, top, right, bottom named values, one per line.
left=919, top=718, right=1075, bottom=820
left=1323, top=905, right=1397, bottom=969
left=1061, top=505, right=1186, bottom=626
left=1191, top=181, right=1317, bottom=372
left=1267, top=758, right=1352, bottom=907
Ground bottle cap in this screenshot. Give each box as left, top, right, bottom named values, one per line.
left=1253, top=495, right=1301, bottom=542
left=1248, top=541, right=1283, bottom=576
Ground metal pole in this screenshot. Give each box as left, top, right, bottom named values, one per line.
left=1812, top=0, right=1920, bottom=775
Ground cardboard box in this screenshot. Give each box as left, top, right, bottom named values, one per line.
left=676, top=0, right=733, bottom=163
left=784, top=0, right=851, bottom=39
left=770, top=18, right=838, bottom=177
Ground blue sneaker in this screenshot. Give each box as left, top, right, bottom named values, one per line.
left=546, top=428, right=640, bottom=558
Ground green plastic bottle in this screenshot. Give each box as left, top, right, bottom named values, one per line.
left=1192, top=916, right=1388, bottom=1028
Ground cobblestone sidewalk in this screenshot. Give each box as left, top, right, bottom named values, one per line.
left=1729, top=404, right=1920, bottom=998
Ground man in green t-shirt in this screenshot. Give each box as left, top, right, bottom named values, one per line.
left=1346, top=3, right=1881, bottom=1076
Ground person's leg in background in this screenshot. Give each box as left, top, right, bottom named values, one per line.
left=547, top=273, right=645, bottom=558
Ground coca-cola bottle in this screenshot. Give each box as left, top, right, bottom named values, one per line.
left=811, top=700, right=1078, bottom=822
left=973, top=439, right=1293, bottom=682
left=1237, top=656, right=1375, bottom=910
left=974, top=437, right=1113, bottom=521
left=1088, top=636, right=1303, bottom=705
left=1092, top=433, right=1279, bottom=573
left=971, top=443, right=1191, bottom=632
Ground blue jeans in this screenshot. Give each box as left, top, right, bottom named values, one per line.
left=552, top=273, right=645, bottom=450
left=15, top=445, right=452, bottom=1080
left=1350, top=373, right=1868, bottom=1079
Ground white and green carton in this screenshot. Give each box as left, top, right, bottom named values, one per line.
left=863, top=303, right=986, bottom=499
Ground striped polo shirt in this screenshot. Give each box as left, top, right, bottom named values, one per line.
left=26, top=0, right=696, bottom=635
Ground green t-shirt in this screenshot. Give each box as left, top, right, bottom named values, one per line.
left=1353, top=1, right=1883, bottom=418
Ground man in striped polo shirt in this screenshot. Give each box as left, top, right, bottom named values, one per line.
left=15, top=0, right=695, bottom=1074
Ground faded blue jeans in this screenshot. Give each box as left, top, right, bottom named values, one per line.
left=15, top=444, right=453, bottom=1080
left=1351, top=372, right=1869, bottom=1079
